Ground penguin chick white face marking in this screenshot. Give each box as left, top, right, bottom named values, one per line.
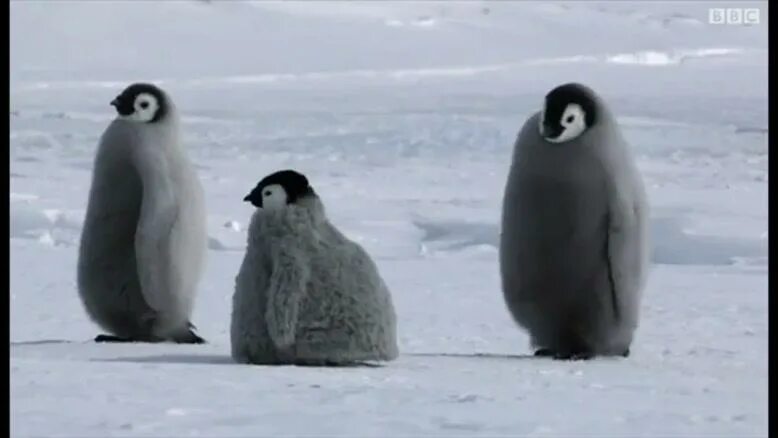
left=244, top=169, right=315, bottom=210
left=539, top=83, right=597, bottom=144
left=125, top=93, right=160, bottom=123
left=259, top=184, right=288, bottom=211
left=546, top=103, right=586, bottom=143
left=110, top=83, right=168, bottom=124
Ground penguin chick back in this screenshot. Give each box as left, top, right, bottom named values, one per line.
left=231, top=195, right=398, bottom=365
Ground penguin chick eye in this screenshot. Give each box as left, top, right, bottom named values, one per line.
left=139, top=101, right=149, bottom=109
left=259, top=184, right=289, bottom=211
left=565, top=115, right=575, bottom=124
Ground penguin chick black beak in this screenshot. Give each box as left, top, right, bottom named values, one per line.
left=541, top=120, right=562, bottom=141
left=244, top=190, right=262, bottom=208
left=110, top=97, right=119, bottom=107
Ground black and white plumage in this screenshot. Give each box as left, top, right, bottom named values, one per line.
left=231, top=170, right=399, bottom=365
left=499, top=83, right=649, bottom=360
left=77, top=83, right=207, bottom=344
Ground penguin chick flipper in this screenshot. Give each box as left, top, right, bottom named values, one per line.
left=265, top=243, right=310, bottom=349
left=606, top=192, right=648, bottom=324
left=134, top=190, right=181, bottom=325
left=94, top=334, right=163, bottom=343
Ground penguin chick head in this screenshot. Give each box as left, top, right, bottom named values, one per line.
left=539, top=83, right=597, bottom=144
left=243, top=170, right=315, bottom=211
left=110, top=83, right=168, bottom=124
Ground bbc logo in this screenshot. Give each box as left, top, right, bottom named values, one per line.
left=709, top=8, right=761, bottom=25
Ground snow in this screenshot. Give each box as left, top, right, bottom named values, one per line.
left=10, top=1, right=767, bottom=437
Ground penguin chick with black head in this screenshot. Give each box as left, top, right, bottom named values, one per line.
left=231, top=170, right=399, bottom=365
left=500, top=82, right=649, bottom=360
left=77, top=83, right=207, bottom=344
left=242, top=169, right=314, bottom=210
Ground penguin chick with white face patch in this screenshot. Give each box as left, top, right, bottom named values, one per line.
left=500, top=83, right=649, bottom=360
left=538, top=83, right=597, bottom=143
left=242, top=169, right=314, bottom=211
left=231, top=170, right=399, bottom=365
left=77, top=83, right=207, bottom=344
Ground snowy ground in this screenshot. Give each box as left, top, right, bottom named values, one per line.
left=10, top=1, right=768, bottom=437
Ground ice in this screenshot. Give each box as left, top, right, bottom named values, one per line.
left=10, top=1, right=767, bottom=437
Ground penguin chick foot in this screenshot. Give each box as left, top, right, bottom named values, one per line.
left=94, top=334, right=159, bottom=343
left=552, top=351, right=595, bottom=361
left=170, top=328, right=206, bottom=344
left=534, top=348, right=594, bottom=360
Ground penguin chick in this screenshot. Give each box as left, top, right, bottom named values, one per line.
left=77, top=83, right=207, bottom=344
left=500, top=83, right=649, bottom=360
left=231, top=170, right=399, bottom=365
left=242, top=169, right=314, bottom=210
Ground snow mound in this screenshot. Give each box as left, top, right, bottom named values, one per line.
left=10, top=202, right=82, bottom=247
left=412, top=215, right=767, bottom=266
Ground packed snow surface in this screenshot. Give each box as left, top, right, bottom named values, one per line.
left=11, top=1, right=767, bottom=437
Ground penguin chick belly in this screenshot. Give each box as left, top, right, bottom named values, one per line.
left=506, top=173, right=613, bottom=341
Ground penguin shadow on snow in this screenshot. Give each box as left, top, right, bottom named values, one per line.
left=412, top=214, right=766, bottom=266
left=98, top=352, right=549, bottom=365
left=10, top=342, right=603, bottom=363
left=405, top=352, right=628, bottom=361
left=94, top=354, right=385, bottom=368
left=94, top=353, right=234, bottom=366
left=10, top=339, right=75, bottom=346
left=407, top=352, right=537, bottom=361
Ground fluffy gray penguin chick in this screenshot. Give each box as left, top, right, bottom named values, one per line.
left=231, top=170, right=399, bottom=365
left=77, top=83, right=207, bottom=344
left=499, top=82, right=649, bottom=360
